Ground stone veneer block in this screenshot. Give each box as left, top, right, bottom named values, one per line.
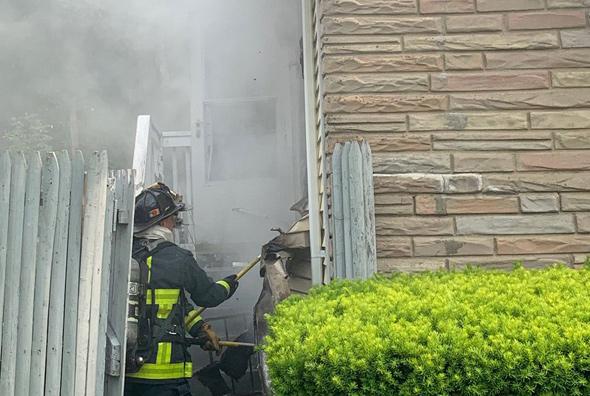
left=561, top=193, right=590, bottom=211
left=446, top=15, right=504, bottom=32
left=484, top=173, right=590, bottom=193
left=548, top=0, right=590, bottom=7
left=578, top=213, right=590, bottom=233
left=378, top=257, right=447, bottom=273
left=324, top=73, right=429, bottom=93
left=552, top=71, right=590, bottom=87
left=443, top=174, right=483, bottom=193
left=323, top=16, right=443, bottom=35
left=321, top=0, right=418, bottom=15
left=531, top=110, right=590, bottom=129
left=420, top=0, right=475, bottom=13
left=508, top=10, right=587, bottom=30
left=323, top=42, right=402, bottom=55
left=418, top=195, right=518, bottom=215
left=486, top=49, right=590, bottom=69
left=324, top=54, right=444, bottom=73
left=374, top=174, right=444, bottom=193
left=376, top=237, right=413, bottom=258
left=445, top=53, right=484, bottom=70
left=373, top=153, right=452, bottom=174
left=477, top=0, right=545, bottom=11
left=453, top=153, right=515, bottom=172
left=517, top=152, right=590, bottom=171
left=561, top=30, right=590, bottom=49
left=456, top=214, right=575, bottom=234
left=432, top=71, right=549, bottom=92
left=450, top=88, right=590, bottom=110
left=328, top=135, right=431, bottom=153
left=554, top=131, right=590, bottom=149
left=497, top=235, right=590, bottom=254
left=449, top=255, right=571, bottom=269
left=324, top=94, right=448, bottom=113
left=376, top=216, right=455, bottom=235
left=410, top=112, right=528, bottom=131
left=405, top=32, right=558, bottom=51
left=327, top=113, right=407, bottom=124
left=520, top=193, right=560, bottom=213
left=414, top=236, right=494, bottom=256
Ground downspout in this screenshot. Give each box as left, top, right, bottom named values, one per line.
left=301, top=0, right=323, bottom=285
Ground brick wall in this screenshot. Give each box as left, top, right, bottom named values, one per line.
left=319, top=0, right=590, bottom=272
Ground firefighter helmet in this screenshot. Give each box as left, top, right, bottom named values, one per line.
left=134, top=182, right=186, bottom=233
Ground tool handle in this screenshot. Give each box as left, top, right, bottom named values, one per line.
left=235, top=255, right=261, bottom=280
left=218, top=341, right=256, bottom=348
left=194, top=255, right=262, bottom=316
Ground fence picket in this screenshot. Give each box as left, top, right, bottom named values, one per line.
left=0, top=153, right=28, bottom=396
left=14, top=153, right=42, bottom=395
left=45, top=151, right=72, bottom=395
left=61, top=151, right=85, bottom=395
left=349, top=142, right=367, bottom=279
left=0, top=152, right=12, bottom=360
left=75, top=151, right=109, bottom=396
left=105, top=170, right=135, bottom=396
left=95, top=176, right=116, bottom=395
left=361, top=142, right=377, bottom=278
left=331, top=144, right=345, bottom=278
left=341, top=143, right=353, bottom=279
left=331, top=141, right=377, bottom=280
left=29, top=153, right=60, bottom=395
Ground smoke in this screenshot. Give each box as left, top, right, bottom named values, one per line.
left=0, top=0, right=194, bottom=168
left=1, top=1, right=308, bottom=391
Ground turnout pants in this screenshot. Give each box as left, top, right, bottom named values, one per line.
left=124, top=379, right=192, bottom=396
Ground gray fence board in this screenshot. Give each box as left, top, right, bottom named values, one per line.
left=331, top=141, right=377, bottom=281
left=86, top=151, right=109, bottom=396
left=349, top=142, right=367, bottom=279
left=14, top=153, right=42, bottom=395
left=0, top=152, right=11, bottom=360
left=362, top=142, right=377, bottom=277
left=29, top=153, right=60, bottom=395
left=341, top=143, right=353, bottom=279
left=331, top=144, right=345, bottom=278
left=95, top=177, right=116, bottom=395
left=0, top=153, right=27, bottom=396
left=76, top=151, right=109, bottom=396
left=105, top=170, right=135, bottom=396
left=61, top=150, right=85, bottom=395
left=45, top=151, right=72, bottom=395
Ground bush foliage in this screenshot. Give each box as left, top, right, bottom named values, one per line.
left=264, top=266, right=590, bottom=395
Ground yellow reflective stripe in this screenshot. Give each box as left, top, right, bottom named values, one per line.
left=156, top=304, right=173, bottom=319
left=146, top=289, right=180, bottom=319
left=126, top=362, right=193, bottom=380
left=156, top=342, right=172, bottom=365
left=146, top=256, right=152, bottom=284
left=185, top=310, right=203, bottom=331
left=146, top=289, right=180, bottom=305
left=216, top=280, right=230, bottom=294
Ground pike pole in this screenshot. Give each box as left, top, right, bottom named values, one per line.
left=194, top=255, right=261, bottom=317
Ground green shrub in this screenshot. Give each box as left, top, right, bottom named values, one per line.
left=264, top=266, right=590, bottom=396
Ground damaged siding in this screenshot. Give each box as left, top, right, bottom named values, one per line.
left=318, top=0, right=590, bottom=271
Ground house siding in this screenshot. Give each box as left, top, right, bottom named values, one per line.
left=318, top=0, right=590, bottom=271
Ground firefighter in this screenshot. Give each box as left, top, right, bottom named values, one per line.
left=125, top=182, right=238, bottom=396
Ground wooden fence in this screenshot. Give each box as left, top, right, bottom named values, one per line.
left=0, top=150, right=134, bottom=396
left=331, top=141, right=377, bottom=279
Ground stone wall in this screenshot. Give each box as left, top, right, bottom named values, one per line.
left=319, top=0, right=590, bottom=272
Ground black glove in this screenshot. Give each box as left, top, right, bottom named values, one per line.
left=222, top=274, right=239, bottom=299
